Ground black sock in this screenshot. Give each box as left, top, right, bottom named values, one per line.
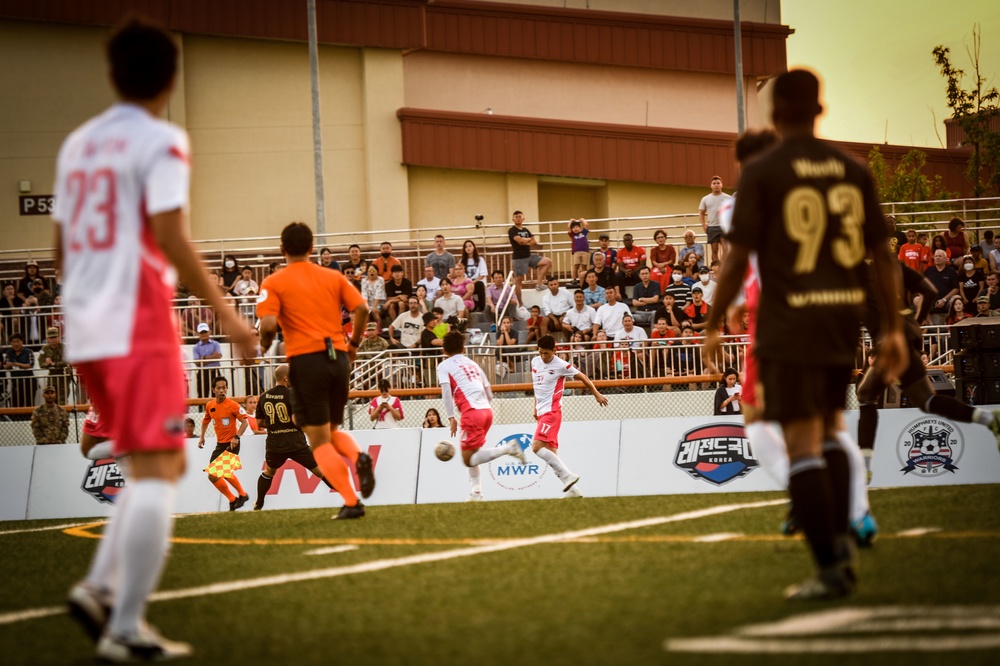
left=822, top=442, right=850, bottom=534
left=321, top=475, right=336, bottom=491
left=788, top=457, right=837, bottom=568
left=857, top=403, right=878, bottom=451
left=256, top=472, right=273, bottom=507
left=926, top=394, right=975, bottom=423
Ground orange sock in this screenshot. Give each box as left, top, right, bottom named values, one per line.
left=314, top=443, right=358, bottom=506
left=331, top=429, right=360, bottom=464
left=226, top=475, right=246, bottom=497
left=212, top=477, right=235, bottom=501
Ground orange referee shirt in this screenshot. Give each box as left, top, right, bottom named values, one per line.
left=257, top=262, right=366, bottom=358
left=202, top=397, right=247, bottom=442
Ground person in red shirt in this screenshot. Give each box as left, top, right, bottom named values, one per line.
left=897, top=229, right=924, bottom=272
left=617, top=233, right=647, bottom=290
left=198, top=376, right=250, bottom=510
left=682, top=286, right=711, bottom=331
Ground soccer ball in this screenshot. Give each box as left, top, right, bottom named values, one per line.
left=435, top=440, right=455, bottom=462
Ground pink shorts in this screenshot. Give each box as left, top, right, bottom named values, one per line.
left=76, top=351, right=186, bottom=456
left=82, top=405, right=112, bottom=440
left=460, top=408, right=494, bottom=451
left=534, top=411, right=562, bottom=447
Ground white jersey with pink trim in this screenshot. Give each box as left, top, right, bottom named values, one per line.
left=52, top=104, right=188, bottom=362
left=531, top=355, right=578, bottom=416
left=437, top=354, right=492, bottom=415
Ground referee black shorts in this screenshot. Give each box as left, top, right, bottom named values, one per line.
left=210, top=441, right=239, bottom=462
left=288, top=351, right=350, bottom=427
left=758, top=362, right=852, bottom=423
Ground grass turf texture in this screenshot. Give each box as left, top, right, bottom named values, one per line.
left=1, top=486, right=998, bottom=665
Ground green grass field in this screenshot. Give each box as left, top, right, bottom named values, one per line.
left=2, top=486, right=999, bottom=665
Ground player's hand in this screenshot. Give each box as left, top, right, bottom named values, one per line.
left=197, top=439, right=205, bottom=449
left=875, top=329, right=908, bottom=385
left=347, top=346, right=358, bottom=364
left=594, top=392, right=608, bottom=407
left=448, top=417, right=457, bottom=437
left=701, top=330, right=721, bottom=373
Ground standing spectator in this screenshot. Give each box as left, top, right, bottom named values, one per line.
left=358, top=321, right=389, bottom=354
left=38, top=327, right=70, bottom=405
left=419, top=312, right=444, bottom=386
left=923, top=249, right=960, bottom=324
left=372, top=242, right=402, bottom=282
left=561, top=290, right=597, bottom=341
left=958, top=255, right=984, bottom=306
left=486, top=270, right=526, bottom=321
left=193, top=322, right=223, bottom=398
left=344, top=244, right=365, bottom=275
left=699, top=176, right=733, bottom=263
left=714, top=368, right=742, bottom=415
left=508, top=210, right=552, bottom=301
left=897, top=229, right=924, bottom=272
left=434, top=278, right=467, bottom=321
left=31, top=385, right=68, bottom=444
left=649, top=230, right=677, bottom=290
left=629, top=266, right=660, bottom=325
left=682, top=286, right=711, bottom=331
left=220, top=254, right=240, bottom=294
left=592, top=233, right=617, bottom=269
left=459, top=240, right=489, bottom=312
left=361, top=265, right=386, bottom=322
left=885, top=215, right=907, bottom=258
left=541, top=277, right=574, bottom=339
left=425, top=235, right=455, bottom=281
left=582, top=270, right=607, bottom=310
left=389, top=295, right=426, bottom=350
left=17, top=260, right=44, bottom=301
left=591, top=251, right=617, bottom=292
left=592, top=286, right=631, bottom=339
left=617, top=233, right=647, bottom=290
left=678, top=229, right=705, bottom=269
left=495, top=315, right=518, bottom=378
left=525, top=305, right=543, bottom=344
left=20, top=282, right=46, bottom=346
left=417, top=265, right=442, bottom=304
left=980, top=229, right=996, bottom=259
left=663, top=268, right=693, bottom=306
left=368, top=378, right=403, bottom=429
left=449, top=265, right=476, bottom=314
left=695, top=266, right=716, bottom=305
left=917, top=232, right=933, bottom=270
left=3, top=333, right=35, bottom=419
left=182, top=295, right=215, bottom=339
left=384, top=265, right=413, bottom=321
left=568, top=218, right=590, bottom=287
left=318, top=247, right=340, bottom=271
left=423, top=408, right=443, bottom=428
left=979, top=272, right=1000, bottom=310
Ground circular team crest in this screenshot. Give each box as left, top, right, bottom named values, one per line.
left=896, top=417, right=963, bottom=477
left=488, top=434, right=546, bottom=491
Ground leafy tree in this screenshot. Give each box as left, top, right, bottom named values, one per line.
left=868, top=146, right=955, bottom=204
left=933, top=26, right=1000, bottom=197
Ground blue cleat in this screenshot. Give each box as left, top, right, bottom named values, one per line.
left=780, top=505, right=798, bottom=537
left=851, top=511, right=879, bottom=548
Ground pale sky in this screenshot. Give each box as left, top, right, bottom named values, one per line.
left=782, top=0, right=1000, bottom=148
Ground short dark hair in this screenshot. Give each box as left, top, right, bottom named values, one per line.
left=213, top=376, right=228, bottom=387
left=440, top=278, right=452, bottom=286
left=585, top=270, right=597, bottom=278
left=724, top=367, right=739, bottom=379
left=422, top=312, right=437, bottom=325
left=512, top=210, right=523, bottom=216
left=8, top=332, right=23, bottom=342
left=432, top=306, right=444, bottom=315
left=281, top=222, right=313, bottom=256
left=772, top=69, right=822, bottom=125
left=106, top=17, right=178, bottom=100
left=320, top=247, right=332, bottom=256
left=710, top=175, right=722, bottom=182
left=434, top=234, right=445, bottom=240
left=391, top=265, right=404, bottom=272
left=548, top=276, right=560, bottom=283
left=381, top=242, right=392, bottom=249
left=570, top=220, right=581, bottom=228
left=574, top=289, right=585, bottom=297
left=537, top=335, right=556, bottom=350
left=949, top=217, right=965, bottom=232
left=443, top=331, right=465, bottom=354
left=986, top=230, right=995, bottom=240
left=349, top=244, right=361, bottom=252
left=377, top=378, right=391, bottom=393
left=492, top=270, right=504, bottom=278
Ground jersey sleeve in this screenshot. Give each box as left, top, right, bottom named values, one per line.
left=256, top=274, right=282, bottom=319
left=145, top=128, right=191, bottom=216
left=726, top=166, right=764, bottom=250
left=254, top=396, right=266, bottom=423
left=235, top=403, right=248, bottom=421
left=202, top=410, right=211, bottom=425
left=558, top=358, right=578, bottom=377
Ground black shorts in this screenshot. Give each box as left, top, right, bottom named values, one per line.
left=210, top=441, right=240, bottom=462
left=706, top=226, right=724, bottom=244
left=265, top=446, right=319, bottom=472
left=758, top=362, right=852, bottom=423
left=288, top=351, right=350, bottom=427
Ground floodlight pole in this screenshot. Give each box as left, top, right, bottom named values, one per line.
left=307, top=0, right=327, bottom=235
left=733, top=0, right=746, bottom=135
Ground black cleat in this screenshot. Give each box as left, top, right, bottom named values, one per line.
left=356, top=452, right=376, bottom=499
left=229, top=498, right=238, bottom=512
left=333, top=502, right=366, bottom=520
left=233, top=494, right=249, bottom=510
left=67, top=583, right=111, bottom=643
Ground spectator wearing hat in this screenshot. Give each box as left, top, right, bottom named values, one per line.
left=37, top=327, right=70, bottom=405
left=193, top=322, right=223, bottom=398
left=682, top=286, right=711, bottom=331
left=31, top=385, right=68, bottom=444
left=16, top=260, right=42, bottom=302
left=695, top=266, right=716, bottom=305
left=358, top=321, right=389, bottom=354
left=592, top=233, right=618, bottom=269
left=974, top=294, right=997, bottom=318
left=3, top=332, right=34, bottom=419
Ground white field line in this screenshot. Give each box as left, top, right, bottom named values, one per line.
left=0, top=498, right=784, bottom=626
left=739, top=605, right=1000, bottom=637
left=303, top=545, right=359, bottom=556
left=0, top=521, right=108, bottom=536
left=896, top=527, right=942, bottom=537
left=665, top=635, right=1000, bottom=653
left=692, top=532, right=743, bottom=543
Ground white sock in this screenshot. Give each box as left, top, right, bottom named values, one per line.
left=745, top=421, right=789, bottom=488
left=467, top=465, right=481, bottom=493
left=108, top=480, right=175, bottom=639
left=534, top=447, right=571, bottom=481
left=469, top=446, right=512, bottom=466
left=972, top=408, right=994, bottom=428
left=861, top=448, right=874, bottom=473
left=85, top=441, right=115, bottom=460
left=836, top=430, right=871, bottom=523
left=85, top=484, right=130, bottom=595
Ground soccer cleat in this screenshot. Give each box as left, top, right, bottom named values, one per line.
left=228, top=498, right=238, bottom=512
left=562, top=473, right=580, bottom=493
left=356, top=452, right=376, bottom=499
left=506, top=441, right=527, bottom=464
left=96, top=625, right=193, bottom=662
left=780, top=505, right=798, bottom=537
left=783, top=567, right=854, bottom=602
left=851, top=511, right=879, bottom=548
left=990, top=410, right=1000, bottom=451
left=467, top=491, right=485, bottom=502
left=333, top=502, right=366, bottom=520
left=233, top=495, right=249, bottom=510
left=563, top=487, right=583, bottom=498
left=67, top=582, right=111, bottom=643
left=253, top=502, right=263, bottom=511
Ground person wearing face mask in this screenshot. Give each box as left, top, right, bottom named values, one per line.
left=695, top=266, right=716, bottom=305
left=957, top=254, right=984, bottom=307
left=663, top=267, right=692, bottom=306
left=372, top=242, right=402, bottom=281
left=220, top=254, right=240, bottom=294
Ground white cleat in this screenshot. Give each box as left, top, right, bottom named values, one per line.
left=507, top=441, right=527, bottom=464
left=467, top=491, right=485, bottom=502
left=562, top=473, right=580, bottom=493
left=563, top=487, right=583, bottom=498
left=67, top=582, right=111, bottom=643
left=96, top=625, right=193, bottom=662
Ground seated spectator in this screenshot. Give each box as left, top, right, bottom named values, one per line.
left=958, top=255, right=984, bottom=305
left=495, top=315, right=518, bottom=378
left=593, top=286, right=631, bottom=339
left=31, top=385, right=68, bottom=444
left=970, top=245, right=989, bottom=272
left=568, top=218, right=590, bottom=287
left=389, top=295, right=426, bottom=350
left=460, top=240, right=489, bottom=311
left=678, top=229, right=705, bottom=270
left=486, top=270, right=527, bottom=321
left=419, top=312, right=444, bottom=386
left=318, top=247, right=340, bottom=271
left=220, top=254, right=240, bottom=294
left=434, top=278, right=467, bottom=321
left=979, top=272, right=1000, bottom=310
left=359, top=321, right=389, bottom=354
left=344, top=244, right=365, bottom=275
left=654, top=293, right=687, bottom=335
left=369, top=378, right=403, bottom=429
left=423, top=408, right=443, bottom=428
left=525, top=305, right=543, bottom=344
left=981, top=229, right=996, bottom=258
left=449, top=265, right=476, bottom=313
left=582, top=270, right=607, bottom=310
left=695, top=266, right=716, bottom=305
left=930, top=234, right=951, bottom=261
left=183, top=417, right=197, bottom=438
left=923, top=249, right=960, bottom=324
left=714, top=368, right=742, bottom=415
left=683, top=286, right=711, bottom=331
left=541, top=277, right=574, bottom=339
left=617, top=233, right=647, bottom=289
left=372, top=242, right=402, bottom=282
left=649, top=230, right=676, bottom=290
left=663, top=269, right=692, bottom=306
left=350, top=260, right=368, bottom=292
left=947, top=298, right=972, bottom=325
left=414, top=284, right=431, bottom=315
left=649, top=316, right=677, bottom=383
left=613, top=313, right=648, bottom=377
left=629, top=266, right=660, bottom=325
left=561, top=290, right=596, bottom=341
left=3, top=333, right=35, bottom=419
left=384, top=265, right=413, bottom=321
left=591, top=251, right=617, bottom=293
left=592, top=233, right=617, bottom=269
left=361, top=265, right=387, bottom=322
left=673, top=325, right=706, bottom=390
left=680, top=252, right=700, bottom=285
left=232, top=266, right=258, bottom=297
left=974, top=295, right=997, bottom=318
left=30, top=277, right=54, bottom=307
left=418, top=265, right=442, bottom=303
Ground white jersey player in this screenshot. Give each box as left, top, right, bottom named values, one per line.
left=57, top=18, right=251, bottom=663
left=437, top=331, right=524, bottom=501
left=530, top=335, right=607, bottom=497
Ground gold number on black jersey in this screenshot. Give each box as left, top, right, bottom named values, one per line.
left=783, top=184, right=866, bottom=273
left=263, top=400, right=291, bottom=425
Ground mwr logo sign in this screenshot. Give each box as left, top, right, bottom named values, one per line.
left=82, top=458, right=125, bottom=504
left=674, top=424, right=757, bottom=486
left=897, top=417, right=963, bottom=477
left=489, top=434, right=546, bottom=491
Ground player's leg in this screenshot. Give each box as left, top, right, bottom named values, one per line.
left=530, top=413, right=579, bottom=495
left=461, top=409, right=521, bottom=467
left=206, top=445, right=237, bottom=504
left=903, top=364, right=999, bottom=435
left=255, top=459, right=281, bottom=511
left=855, top=364, right=883, bottom=473
left=222, top=441, right=249, bottom=509
left=834, top=427, right=878, bottom=547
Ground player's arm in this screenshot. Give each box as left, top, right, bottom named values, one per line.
left=368, top=399, right=381, bottom=422
left=198, top=416, right=209, bottom=448
left=870, top=243, right=907, bottom=383
left=574, top=369, right=608, bottom=407
left=385, top=398, right=403, bottom=421
left=902, top=265, right=938, bottom=325
left=440, top=381, right=458, bottom=437
left=259, top=315, right=278, bottom=353
left=348, top=302, right=369, bottom=363
left=703, top=242, right=749, bottom=361
left=236, top=407, right=248, bottom=438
